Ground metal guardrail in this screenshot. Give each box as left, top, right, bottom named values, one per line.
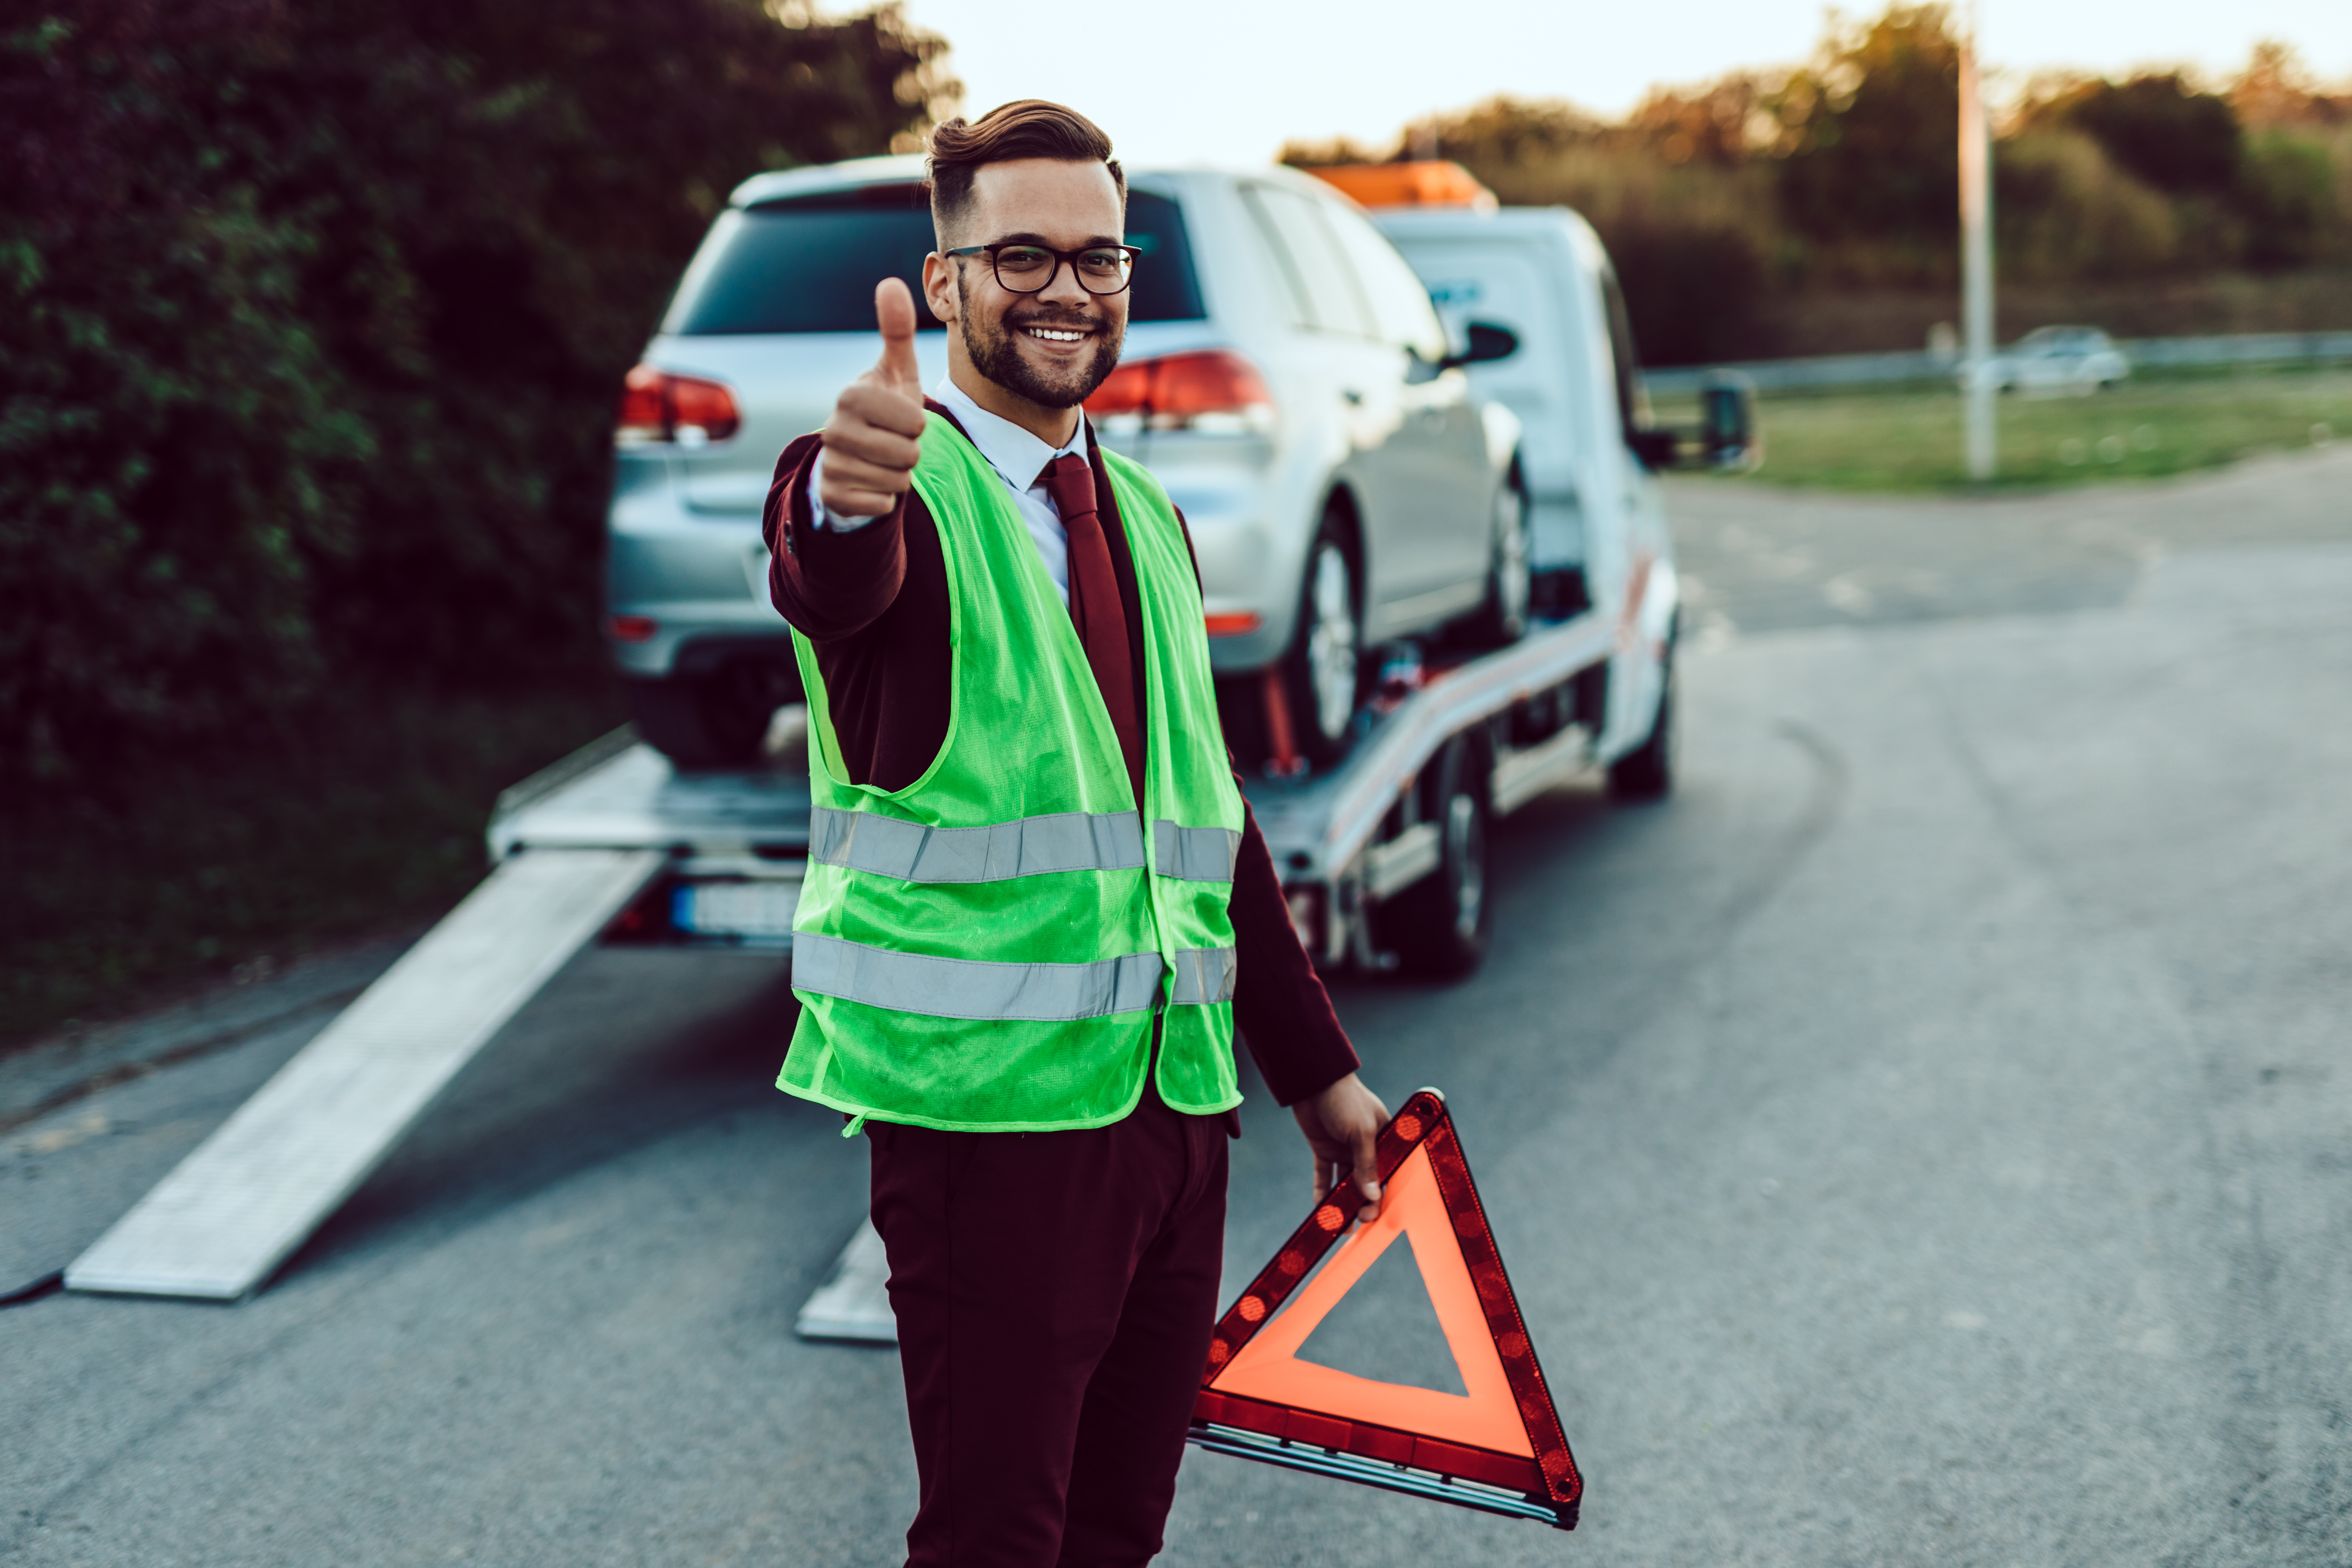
left=1645, top=349, right=1955, bottom=396
left=1644, top=330, right=2352, bottom=397
left=2119, top=330, right=2352, bottom=369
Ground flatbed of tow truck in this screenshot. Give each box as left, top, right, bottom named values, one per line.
left=62, top=596, right=1668, bottom=1306
left=488, top=602, right=1632, bottom=971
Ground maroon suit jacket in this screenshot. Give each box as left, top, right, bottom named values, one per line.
left=762, top=405, right=1358, bottom=1108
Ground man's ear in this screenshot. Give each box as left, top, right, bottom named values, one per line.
left=922, top=253, right=957, bottom=328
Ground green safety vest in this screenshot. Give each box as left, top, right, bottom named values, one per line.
left=779, top=413, right=1247, bottom=1131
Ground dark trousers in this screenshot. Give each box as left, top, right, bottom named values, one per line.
left=867, top=1090, right=1229, bottom=1567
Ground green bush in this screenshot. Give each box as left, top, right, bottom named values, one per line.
left=1995, top=131, right=2179, bottom=280
left=0, top=0, right=948, bottom=777
left=2240, top=131, right=2340, bottom=267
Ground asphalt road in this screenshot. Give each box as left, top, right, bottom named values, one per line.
left=6, top=449, right=2351, bottom=1566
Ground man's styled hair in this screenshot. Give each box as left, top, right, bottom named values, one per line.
left=927, top=100, right=1125, bottom=243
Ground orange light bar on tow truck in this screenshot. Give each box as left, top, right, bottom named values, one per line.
left=1303, top=161, right=1498, bottom=212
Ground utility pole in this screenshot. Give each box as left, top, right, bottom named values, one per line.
left=1959, top=6, right=1996, bottom=481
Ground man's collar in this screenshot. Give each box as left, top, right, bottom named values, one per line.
left=930, top=376, right=1087, bottom=489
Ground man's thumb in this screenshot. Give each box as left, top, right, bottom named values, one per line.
left=874, top=277, right=919, bottom=390
left=1354, top=1148, right=1383, bottom=1220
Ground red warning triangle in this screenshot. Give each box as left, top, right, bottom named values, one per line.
left=1190, top=1090, right=1581, bottom=1530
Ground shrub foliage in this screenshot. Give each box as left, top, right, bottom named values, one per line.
left=0, top=0, right=948, bottom=775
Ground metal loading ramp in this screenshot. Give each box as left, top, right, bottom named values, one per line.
left=65, top=847, right=666, bottom=1301
left=796, top=1218, right=898, bottom=1343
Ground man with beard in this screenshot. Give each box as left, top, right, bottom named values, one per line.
left=762, top=100, right=1390, bottom=1565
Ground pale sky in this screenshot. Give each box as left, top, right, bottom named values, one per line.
left=894, top=0, right=2352, bottom=167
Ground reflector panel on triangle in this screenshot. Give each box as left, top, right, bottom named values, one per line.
left=1212, top=1142, right=1530, bottom=1456
left=1187, top=1089, right=1582, bottom=1530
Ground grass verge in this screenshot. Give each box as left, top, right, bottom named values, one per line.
left=1657, top=363, right=2352, bottom=493
left=0, top=682, right=627, bottom=1054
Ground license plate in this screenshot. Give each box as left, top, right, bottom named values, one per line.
left=673, top=880, right=800, bottom=941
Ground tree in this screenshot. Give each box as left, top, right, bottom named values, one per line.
left=1, top=0, right=952, bottom=775
left=1774, top=5, right=1962, bottom=259
left=1626, top=74, right=1775, bottom=168
left=2228, top=41, right=2347, bottom=131
left=2058, top=73, right=2241, bottom=196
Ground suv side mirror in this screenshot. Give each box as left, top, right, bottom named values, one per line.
left=1440, top=320, right=1520, bottom=371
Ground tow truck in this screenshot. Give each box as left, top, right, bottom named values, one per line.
left=63, top=195, right=1749, bottom=1320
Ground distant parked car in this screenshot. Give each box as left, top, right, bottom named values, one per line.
left=604, top=154, right=1527, bottom=768
left=1970, top=326, right=2130, bottom=397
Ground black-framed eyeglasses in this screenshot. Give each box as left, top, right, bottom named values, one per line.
left=943, top=243, right=1142, bottom=296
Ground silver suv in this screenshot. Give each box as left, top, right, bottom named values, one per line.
left=606, top=154, right=1527, bottom=766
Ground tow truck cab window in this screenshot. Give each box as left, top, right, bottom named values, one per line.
left=1598, top=266, right=1648, bottom=441
left=663, top=186, right=1207, bottom=335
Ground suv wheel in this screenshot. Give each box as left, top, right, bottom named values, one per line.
left=1278, top=522, right=1363, bottom=767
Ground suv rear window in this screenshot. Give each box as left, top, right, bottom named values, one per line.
left=662, top=184, right=1206, bottom=334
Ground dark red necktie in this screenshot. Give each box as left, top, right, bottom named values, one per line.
left=1039, top=453, right=1144, bottom=799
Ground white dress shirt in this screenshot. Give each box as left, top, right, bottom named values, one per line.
left=807, top=376, right=1089, bottom=605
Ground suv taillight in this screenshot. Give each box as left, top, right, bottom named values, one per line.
left=1087, top=350, right=1275, bottom=435
left=616, top=365, right=741, bottom=446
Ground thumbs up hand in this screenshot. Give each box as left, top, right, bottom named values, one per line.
left=818, top=278, right=928, bottom=518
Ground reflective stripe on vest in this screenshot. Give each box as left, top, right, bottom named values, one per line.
left=1168, top=943, right=1239, bottom=1006
left=794, top=933, right=1237, bottom=1021
left=808, top=806, right=1238, bottom=885
left=1154, top=821, right=1241, bottom=882
left=809, top=806, right=1144, bottom=882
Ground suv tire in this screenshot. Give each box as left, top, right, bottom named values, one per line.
left=1276, top=517, right=1364, bottom=768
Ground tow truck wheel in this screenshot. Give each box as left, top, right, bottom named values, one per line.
left=1462, top=469, right=1532, bottom=647
left=1606, top=638, right=1676, bottom=801
left=1381, top=738, right=1492, bottom=979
